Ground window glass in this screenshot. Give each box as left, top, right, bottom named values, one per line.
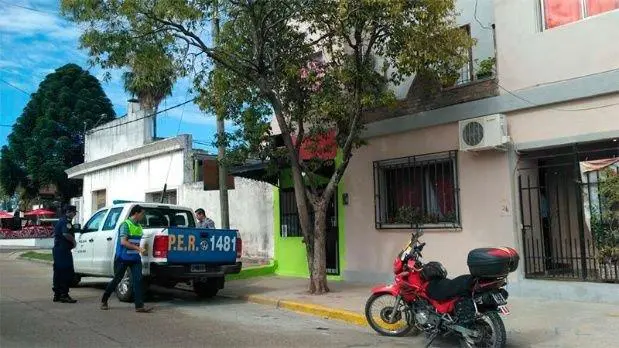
left=83, top=210, right=108, bottom=233
left=102, top=207, right=123, bottom=231
left=586, top=0, right=619, bottom=16
left=142, top=207, right=196, bottom=228
left=544, top=0, right=582, bottom=29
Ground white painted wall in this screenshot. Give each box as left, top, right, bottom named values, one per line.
left=179, top=178, right=274, bottom=259
left=0, top=238, right=54, bottom=248
left=81, top=150, right=185, bottom=220
left=85, top=102, right=154, bottom=162
left=494, top=0, right=619, bottom=90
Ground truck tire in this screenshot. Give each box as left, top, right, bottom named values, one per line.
left=193, top=278, right=222, bottom=299
left=69, top=274, right=82, bottom=288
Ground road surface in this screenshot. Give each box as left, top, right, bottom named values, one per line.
left=0, top=255, right=420, bottom=348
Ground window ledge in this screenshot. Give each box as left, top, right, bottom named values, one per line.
left=442, top=76, right=496, bottom=91
left=376, top=223, right=462, bottom=231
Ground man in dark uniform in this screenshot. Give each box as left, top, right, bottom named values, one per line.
left=52, top=205, right=78, bottom=303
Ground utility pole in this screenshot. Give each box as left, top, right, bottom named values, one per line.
left=212, top=0, right=230, bottom=229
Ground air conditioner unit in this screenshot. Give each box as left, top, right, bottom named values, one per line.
left=459, top=114, right=510, bottom=152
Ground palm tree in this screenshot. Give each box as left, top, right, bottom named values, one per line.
left=122, top=46, right=175, bottom=138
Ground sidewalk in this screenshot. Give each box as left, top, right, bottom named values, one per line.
left=221, top=276, right=619, bottom=347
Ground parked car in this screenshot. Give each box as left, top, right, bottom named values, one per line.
left=71, top=202, right=242, bottom=300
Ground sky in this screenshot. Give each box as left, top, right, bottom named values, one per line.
left=0, top=0, right=220, bottom=152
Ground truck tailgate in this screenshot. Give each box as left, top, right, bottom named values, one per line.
left=166, top=228, right=238, bottom=264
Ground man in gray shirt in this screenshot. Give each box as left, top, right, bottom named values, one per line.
left=195, top=208, right=215, bottom=229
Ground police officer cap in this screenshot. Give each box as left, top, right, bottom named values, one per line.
left=64, top=205, right=77, bottom=213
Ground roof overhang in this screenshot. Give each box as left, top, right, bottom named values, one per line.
left=66, top=135, right=189, bottom=179
left=229, top=161, right=279, bottom=186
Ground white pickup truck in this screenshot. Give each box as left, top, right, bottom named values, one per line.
left=71, top=202, right=242, bottom=301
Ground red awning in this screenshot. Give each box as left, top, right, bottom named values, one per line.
left=580, top=158, right=619, bottom=173
left=24, top=208, right=56, bottom=217
left=293, top=130, right=337, bottom=161
left=0, top=211, right=14, bottom=219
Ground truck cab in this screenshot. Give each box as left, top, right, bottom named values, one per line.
left=72, top=202, right=242, bottom=300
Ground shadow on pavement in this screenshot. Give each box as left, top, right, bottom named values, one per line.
left=77, top=279, right=240, bottom=307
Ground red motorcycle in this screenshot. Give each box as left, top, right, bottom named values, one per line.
left=365, top=231, right=519, bottom=347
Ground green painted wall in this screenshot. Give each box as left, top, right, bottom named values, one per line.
left=273, top=169, right=310, bottom=277
left=273, top=154, right=347, bottom=281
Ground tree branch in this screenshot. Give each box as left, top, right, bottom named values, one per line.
left=364, top=23, right=384, bottom=61
left=142, top=12, right=258, bottom=83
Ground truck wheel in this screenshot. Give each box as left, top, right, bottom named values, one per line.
left=193, top=278, right=222, bottom=299
left=69, top=274, right=82, bottom=288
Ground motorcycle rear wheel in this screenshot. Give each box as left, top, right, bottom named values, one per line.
left=460, top=311, right=506, bottom=348
left=364, top=293, right=413, bottom=337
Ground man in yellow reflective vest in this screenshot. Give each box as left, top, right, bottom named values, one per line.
left=100, top=205, right=152, bottom=313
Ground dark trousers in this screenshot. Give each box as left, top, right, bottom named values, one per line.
left=102, top=259, right=144, bottom=309
left=52, top=248, right=74, bottom=297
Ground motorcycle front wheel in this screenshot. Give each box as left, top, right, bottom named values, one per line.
left=460, top=311, right=507, bottom=348
left=364, top=293, right=413, bottom=337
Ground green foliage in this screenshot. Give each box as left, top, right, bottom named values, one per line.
left=395, top=205, right=457, bottom=225
left=20, top=251, right=53, bottom=262
left=0, top=64, right=115, bottom=202
left=591, top=168, right=619, bottom=264
left=476, top=57, right=496, bottom=80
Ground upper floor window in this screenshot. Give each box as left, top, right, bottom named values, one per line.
left=543, top=0, right=619, bottom=29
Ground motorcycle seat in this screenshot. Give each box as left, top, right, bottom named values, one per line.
left=427, top=274, right=475, bottom=301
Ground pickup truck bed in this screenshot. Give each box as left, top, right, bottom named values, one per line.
left=149, top=227, right=241, bottom=283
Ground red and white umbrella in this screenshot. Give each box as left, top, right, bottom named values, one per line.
left=23, top=208, right=56, bottom=217
left=0, top=211, right=14, bottom=219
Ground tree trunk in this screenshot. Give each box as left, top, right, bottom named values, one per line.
left=309, top=201, right=329, bottom=294
left=289, top=159, right=314, bottom=255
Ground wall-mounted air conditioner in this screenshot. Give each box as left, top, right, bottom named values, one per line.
left=459, top=114, right=510, bottom=152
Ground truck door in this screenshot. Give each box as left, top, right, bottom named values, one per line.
left=92, top=207, right=124, bottom=276
left=73, top=209, right=108, bottom=274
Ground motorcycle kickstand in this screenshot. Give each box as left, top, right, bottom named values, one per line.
left=424, top=332, right=438, bottom=348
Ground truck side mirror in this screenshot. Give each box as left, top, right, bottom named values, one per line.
left=73, top=224, right=82, bottom=231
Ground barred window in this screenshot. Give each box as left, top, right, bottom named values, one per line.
left=280, top=189, right=303, bottom=237
left=373, top=151, right=461, bottom=229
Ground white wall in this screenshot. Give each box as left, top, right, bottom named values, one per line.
left=85, top=102, right=154, bottom=162
left=82, top=150, right=185, bottom=220
left=494, top=0, right=619, bottom=90
left=0, top=238, right=54, bottom=248
left=179, top=178, right=274, bottom=259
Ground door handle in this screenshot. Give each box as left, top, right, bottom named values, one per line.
left=89, top=239, right=94, bottom=242
left=107, top=237, right=113, bottom=241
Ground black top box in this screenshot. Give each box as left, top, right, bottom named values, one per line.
left=467, top=247, right=520, bottom=278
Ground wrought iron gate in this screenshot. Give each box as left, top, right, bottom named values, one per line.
left=518, top=142, right=618, bottom=283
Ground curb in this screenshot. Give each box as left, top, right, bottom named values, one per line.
left=225, top=262, right=277, bottom=281
left=19, top=256, right=53, bottom=265
left=223, top=293, right=368, bottom=327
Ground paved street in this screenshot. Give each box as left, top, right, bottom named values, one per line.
left=3, top=254, right=619, bottom=348
left=0, top=256, right=417, bottom=348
